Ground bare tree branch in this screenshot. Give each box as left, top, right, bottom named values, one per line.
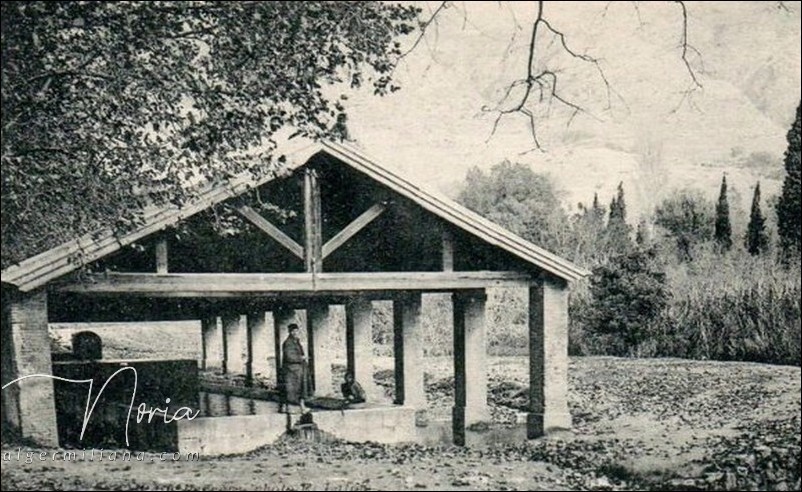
left=504, top=1, right=523, bottom=30
left=398, top=1, right=449, bottom=60
left=675, top=1, right=703, bottom=89
left=601, top=1, right=614, bottom=18
left=539, top=18, right=618, bottom=110
left=392, top=1, right=708, bottom=148
left=484, top=1, right=611, bottom=149
left=631, top=1, right=644, bottom=28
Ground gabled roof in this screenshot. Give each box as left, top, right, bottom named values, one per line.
left=1, top=141, right=589, bottom=292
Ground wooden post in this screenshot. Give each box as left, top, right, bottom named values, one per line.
left=345, top=304, right=355, bottom=381
left=392, top=293, right=424, bottom=408
left=392, top=300, right=404, bottom=405
left=304, top=168, right=322, bottom=273
left=452, top=290, right=489, bottom=445
left=155, top=238, right=169, bottom=274
left=245, top=314, right=254, bottom=386
left=528, top=276, right=572, bottom=438
left=313, top=171, right=322, bottom=271
left=442, top=229, right=454, bottom=272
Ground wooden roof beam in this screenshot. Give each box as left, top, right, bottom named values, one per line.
left=321, top=203, right=386, bottom=260
left=55, top=271, right=536, bottom=297
left=237, top=205, right=304, bottom=260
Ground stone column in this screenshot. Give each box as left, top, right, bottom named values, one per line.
left=452, top=291, right=489, bottom=445
left=528, top=276, right=572, bottom=438
left=223, top=314, right=246, bottom=375
left=3, top=290, right=59, bottom=446
left=392, top=293, right=425, bottom=408
left=346, top=298, right=379, bottom=400
left=247, top=311, right=274, bottom=385
left=201, top=317, right=223, bottom=371
left=307, top=303, right=335, bottom=396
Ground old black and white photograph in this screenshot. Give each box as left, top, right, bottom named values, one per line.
left=1, top=1, right=800, bottom=490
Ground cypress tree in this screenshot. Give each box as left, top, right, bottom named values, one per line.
left=636, top=220, right=650, bottom=246
left=592, top=192, right=605, bottom=224
left=615, top=181, right=627, bottom=223
left=609, top=195, right=619, bottom=223
left=776, top=102, right=801, bottom=259
left=714, top=175, right=732, bottom=252
left=745, top=182, right=769, bottom=256
left=608, top=182, right=627, bottom=224
left=605, top=182, right=632, bottom=254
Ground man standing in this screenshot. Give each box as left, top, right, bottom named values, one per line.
left=280, top=323, right=310, bottom=413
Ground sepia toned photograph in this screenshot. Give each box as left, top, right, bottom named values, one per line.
left=1, top=1, right=800, bottom=490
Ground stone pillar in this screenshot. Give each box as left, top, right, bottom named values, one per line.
left=346, top=298, right=379, bottom=400
left=528, top=276, right=572, bottom=438
left=223, top=314, right=246, bottom=375
left=452, top=291, right=489, bottom=445
left=3, top=290, right=59, bottom=446
left=392, top=293, right=425, bottom=408
left=201, top=317, right=223, bottom=371
left=307, top=303, right=335, bottom=396
left=247, top=311, right=274, bottom=385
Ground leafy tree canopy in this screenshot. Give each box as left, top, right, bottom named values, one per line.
left=1, top=1, right=418, bottom=268
left=653, top=188, right=714, bottom=261
left=457, top=160, right=571, bottom=254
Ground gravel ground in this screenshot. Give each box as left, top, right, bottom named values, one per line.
left=2, top=356, right=800, bottom=491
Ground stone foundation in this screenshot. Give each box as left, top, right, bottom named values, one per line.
left=177, top=405, right=417, bottom=456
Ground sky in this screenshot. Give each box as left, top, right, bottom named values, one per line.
left=337, top=1, right=802, bottom=219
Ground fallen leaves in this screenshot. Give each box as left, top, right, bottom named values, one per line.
left=2, top=356, right=799, bottom=491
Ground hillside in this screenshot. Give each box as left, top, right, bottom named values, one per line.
left=340, top=2, right=800, bottom=221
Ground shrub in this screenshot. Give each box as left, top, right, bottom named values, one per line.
left=580, top=247, right=669, bottom=356
left=660, top=245, right=801, bottom=365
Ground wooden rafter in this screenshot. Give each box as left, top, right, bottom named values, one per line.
left=321, top=203, right=386, bottom=260
left=237, top=205, right=304, bottom=259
